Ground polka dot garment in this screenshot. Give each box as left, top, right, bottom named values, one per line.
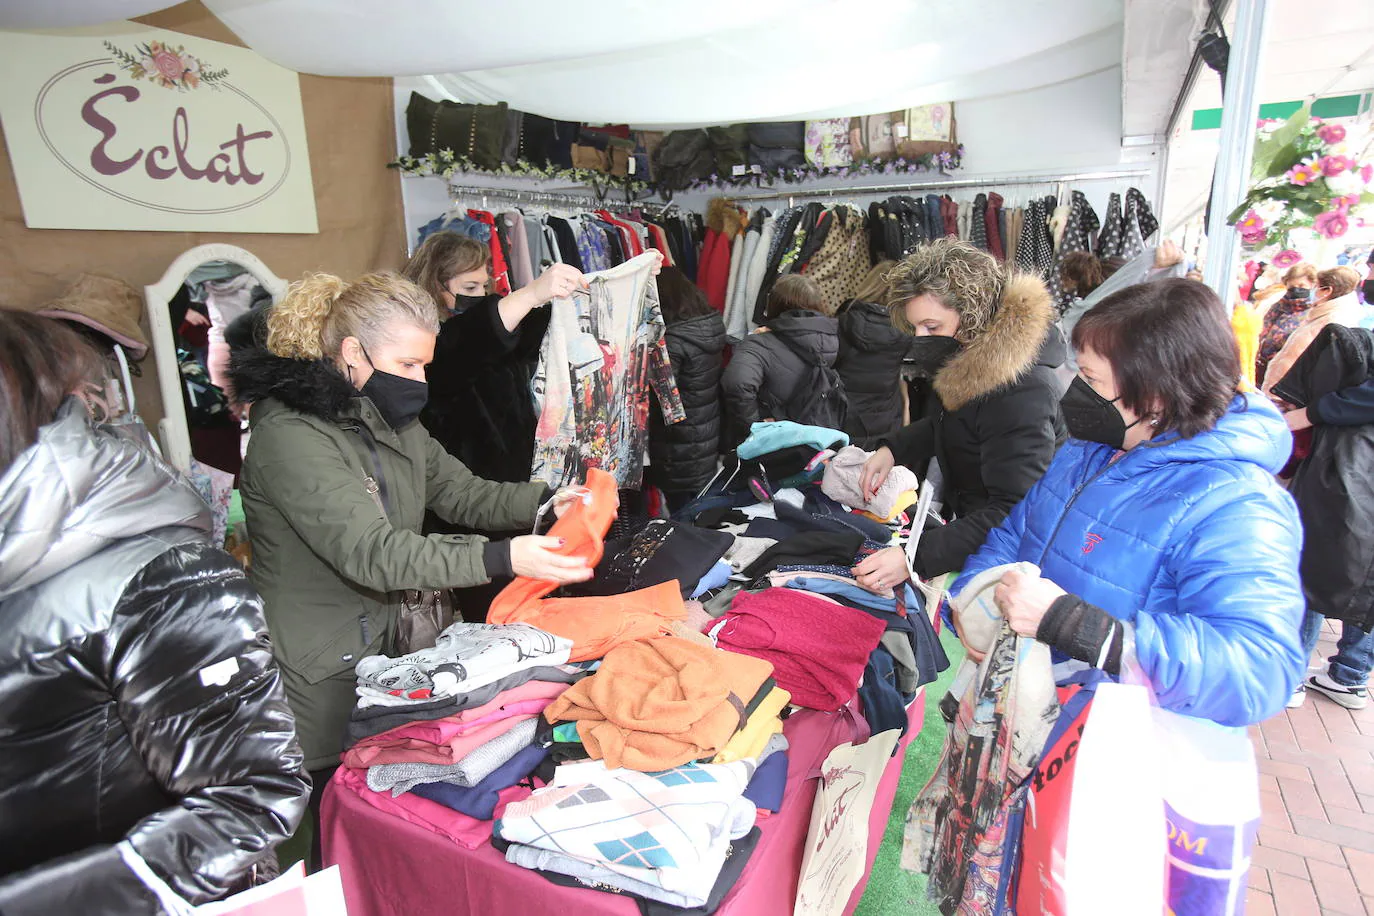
left=1048, top=191, right=1101, bottom=313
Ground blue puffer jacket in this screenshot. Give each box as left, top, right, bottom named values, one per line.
left=955, top=392, right=1305, bottom=726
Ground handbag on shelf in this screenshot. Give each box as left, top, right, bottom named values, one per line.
left=405, top=91, right=509, bottom=170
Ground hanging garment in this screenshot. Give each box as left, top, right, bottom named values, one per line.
left=1121, top=187, right=1159, bottom=260
left=1095, top=192, right=1126, bottom=258
left=753, top=206, right=806, bottom=324
left=727, top=214, right=770, bottom=341
left=469, top=210, right=512, bottom=295
left=802, top=205, right=872, bottom=310
left=941, top=196, right=959, bottom=238
left=488, top=469, right=688, bottom=660
left=969, top=193, right=989, bottom=252
left=925, top=195, right=945, bottom=239
left=1005, top=207, right=1024, bottom=262
left=524, top=216, right=548, bottom=272
left=531, top=252, right=685, bottom=489
left=957, top=201, right=971, bottom=241
left=985, top=192, right=1005, bottom=260
left=904, top=621, right=1058, bottom=914
left=1014, top=198, right=1055, bottom=281
left=501, top=211, right=535, bottom=290
left=724, top=231, right=747, bottom=321
left=1047, top=191, right=1100, bottom=312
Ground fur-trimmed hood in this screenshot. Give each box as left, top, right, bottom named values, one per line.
left=228, top=346, right=357, bottom=422
left=706, top=197, right=747, bottom=240
left=934, top=274, right=1062, bottom=411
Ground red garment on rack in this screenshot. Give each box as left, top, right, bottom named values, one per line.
left=941, top=196, right=958, bottom=238
left=468, top=209, right=512, bottom=296
left=595, top=210, right=645, bottom=258
left=697, top=229, right=731, bottom=312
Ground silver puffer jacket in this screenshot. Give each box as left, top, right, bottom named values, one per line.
left=0, top=402, right=309, bottom=915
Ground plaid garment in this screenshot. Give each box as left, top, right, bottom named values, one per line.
left=496, top=758, right=755, bottom=902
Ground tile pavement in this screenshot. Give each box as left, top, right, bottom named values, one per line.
left=1247, top=619, right=1374, bottom=916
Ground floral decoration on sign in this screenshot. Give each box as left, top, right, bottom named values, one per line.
left=683, top=147, right=964, bottom=192
left=1227, top=106, right=1374, bottom=249
left=103, top=40, right=229, bottom=91
left=389, top=152, right=653, bottom=196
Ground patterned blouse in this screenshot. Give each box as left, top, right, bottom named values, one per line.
left=1256, top=296, right=1312, bottom=385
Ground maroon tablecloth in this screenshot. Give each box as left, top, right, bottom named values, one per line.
left=323, top=694, right=923, bottom=916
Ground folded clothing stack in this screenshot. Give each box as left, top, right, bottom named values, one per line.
left=354, top=621, right=573, bottom=706
left=543, top=636, right=776, bottom=771
left=495, top=757, right=758, bottom=909
left=715, top=587, right=887, bottom=711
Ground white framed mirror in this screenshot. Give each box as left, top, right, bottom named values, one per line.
left=145, top=244, right=288, bottom=474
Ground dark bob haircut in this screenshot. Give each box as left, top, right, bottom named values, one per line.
left=655, top=265, right=716, bottom=325
left=1072, top=279, right=1240, bottom=439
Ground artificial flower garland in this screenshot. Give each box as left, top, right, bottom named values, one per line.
left=1228, top=106, right=1374, bottom=265
left=390, top=145, right=963, bottom=197
left=389, top=151, right=653, bottom=197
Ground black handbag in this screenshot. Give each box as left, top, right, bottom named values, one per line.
left=707, top=124, right=749, bottom=176
left=405, top=91, right=509, bottom=170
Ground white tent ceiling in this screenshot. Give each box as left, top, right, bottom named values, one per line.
left=0, top=0, right=1136, bottom=128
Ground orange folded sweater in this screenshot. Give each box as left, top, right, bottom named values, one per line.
left=488, top=468, right=686, bottom=661
left=544, top=636, right=774, bottom=771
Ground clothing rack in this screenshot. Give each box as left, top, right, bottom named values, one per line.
left=719, top=168, right=1154, bottom=207
left=447, top=183, right=676, bottom=217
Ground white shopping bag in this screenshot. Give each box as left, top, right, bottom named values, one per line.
left=193, top=863, right=348, bottom=915
left=794, top=729, right=901, bottom=916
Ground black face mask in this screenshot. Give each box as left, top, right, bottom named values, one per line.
left=907, top=335, right=962, bottom=376
left=357, top=349, right=429, bottom=430
left=451, top=293, right=488, bottom=314
left=1285, top=286, right=1312, bottom=302
left=1060, top=376, right=1143, bottom=450
left=1362, top=280, right=1374, bottom=302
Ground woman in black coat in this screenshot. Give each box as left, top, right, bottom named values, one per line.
left=647, top=267, right=726, bottom=509
left=721, top=273, right=840, bottom=446
left=0, top=310, right=309, bottom=914
left=854, top=239, right=1066, bottom=587
left=835, top=260, right=912, bottom=444
left=406, top=231, right=584, bottom=483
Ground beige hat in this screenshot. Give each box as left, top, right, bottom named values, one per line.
left=37, top=274, right=149, bottom=359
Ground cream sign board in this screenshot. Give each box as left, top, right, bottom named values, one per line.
left=0, top=22, right=317, bottom=233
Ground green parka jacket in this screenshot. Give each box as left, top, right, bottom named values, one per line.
left=231, top=349, right=545, bottom=768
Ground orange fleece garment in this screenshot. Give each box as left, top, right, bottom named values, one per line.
left=488, top=468, right=686, bottom=661
left=543, top=636, right=774, bottom=771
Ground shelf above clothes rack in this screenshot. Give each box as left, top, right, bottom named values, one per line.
left=717, top=168, right=1154, bottom=205
left=447, top=183, right=675, bottom=216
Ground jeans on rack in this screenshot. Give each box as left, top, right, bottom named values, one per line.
left=1300, top=608, right=1374, bottom=687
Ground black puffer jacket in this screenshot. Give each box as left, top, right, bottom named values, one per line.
left=721, top=309, right=840, bottom=446
left=835, top=298, right=914, bottom=444
left=649, top=312, right=727, bottom=494
left=882, top=276, right=1067, bottom=578
left=0, top=403, right=309, bottom=915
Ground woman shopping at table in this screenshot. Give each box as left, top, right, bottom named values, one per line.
left=853, top=238, right=1066, bottom=589
left=963, top=278, right=1305, bottom=725
left=230, top=272, right=593, bottom=855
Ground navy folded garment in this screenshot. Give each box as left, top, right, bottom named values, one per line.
left=409, top=743, right=548, bottom=820
left=742, top=750, right=788, bottom=813
left=857, top=646, right=909, bottom=741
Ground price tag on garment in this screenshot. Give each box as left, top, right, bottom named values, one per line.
left=894, top=122, right=910, bottom=138
left=627, top=156, right=637, bottom=175
left=732, top=164, right=748, bottom=177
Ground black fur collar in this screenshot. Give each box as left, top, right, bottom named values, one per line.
left=228, top=347, right=356, bottom=421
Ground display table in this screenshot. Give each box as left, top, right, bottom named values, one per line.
left=322, top=693, right=924, bottom=916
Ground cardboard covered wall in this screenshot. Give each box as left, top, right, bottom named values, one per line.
left=0, top=0, right=407, bottom=433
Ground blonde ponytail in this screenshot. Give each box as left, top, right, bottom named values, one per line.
left=266, top=271, right=439, bottom=362
left=267, top=273, right=348, bottom=359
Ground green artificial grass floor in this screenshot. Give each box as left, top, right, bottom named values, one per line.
left=854, top=628, right=965, bottom=916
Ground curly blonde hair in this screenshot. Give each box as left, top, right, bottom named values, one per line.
left=266, top=272, right=440, bottom=361
left=886, top=238, right=1008, bottom=343
left=402, top=231, right=491, bottom=318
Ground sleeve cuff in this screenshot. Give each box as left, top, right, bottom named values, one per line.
left=483, top=540, right=514, bottom=579
left=1036, top=594, right=1124, bottom=675
left=1306, top=396, right=1328, bottom=426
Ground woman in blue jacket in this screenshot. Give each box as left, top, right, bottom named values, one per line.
left=960, top=278, right=1305, bottom=726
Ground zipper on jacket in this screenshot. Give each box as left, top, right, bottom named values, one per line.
left=344, top=423, right=392, bottom=517
left=360, top=614, right=371, bottom=645
left=1036, top=459, right=1116, bottom=568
